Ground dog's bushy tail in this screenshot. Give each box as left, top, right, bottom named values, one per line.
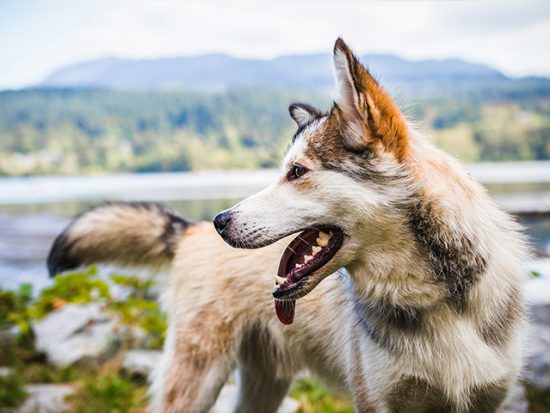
left=47, top=202, right=191, bottom=277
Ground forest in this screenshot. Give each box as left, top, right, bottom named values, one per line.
left=0, top=78, right=549, bottom=176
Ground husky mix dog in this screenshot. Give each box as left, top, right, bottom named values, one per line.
left=48, top=39, right=527, bottom=412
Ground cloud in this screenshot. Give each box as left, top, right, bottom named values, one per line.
left=0, top=0, right=549, bottom=89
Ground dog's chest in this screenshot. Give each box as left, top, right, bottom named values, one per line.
left=347, top=299, right=513, bottom=412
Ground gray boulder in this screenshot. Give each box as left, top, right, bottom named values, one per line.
left=0, top=366, right=14, bottom=377
left=122, top=349, right=162, bottom=378
left=32, top=303, right=117, bottom=366
left=18, top=384, right=75, bottom=413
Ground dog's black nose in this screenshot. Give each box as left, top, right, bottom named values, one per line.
left=213, top=210, right=232, bottom=234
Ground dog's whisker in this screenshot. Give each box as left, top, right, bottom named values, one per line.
left=297, top=235, right=310, bottom=245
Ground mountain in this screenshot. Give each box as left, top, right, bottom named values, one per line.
left=38, top=52, right=506, bottom=90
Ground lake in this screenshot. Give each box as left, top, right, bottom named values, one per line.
left=1, top=163, right=550, bottom=291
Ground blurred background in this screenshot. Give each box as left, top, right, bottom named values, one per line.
left=0, top=1, right=549, bottom=412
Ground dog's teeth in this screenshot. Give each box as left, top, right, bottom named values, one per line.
left=295, top=264, right=302, bottom=269
left=320, top=230, right=332, bottom=239
left=274, top=275, right=286, bottom=285
left=316, top=237, right=327, bottom=247
left=304, top=255, right=313, bottom=263
left=312, top=246, right=321, bottom=255
left=317, top=231, right=331, bottom=247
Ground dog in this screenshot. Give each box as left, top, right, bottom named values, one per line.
left=48, top=38, right=528, bottom=412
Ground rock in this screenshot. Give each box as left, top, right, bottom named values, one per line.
left=122, top=349, right=162, bottom=378
left=0, top=366, right=14, bottom=377
left=32, top=303, right=117, bottom=366
left=210, top=383, right=300, bottom=413
left=18, top=384, right=75, bottom=413
left=114, top=325, right=149, bottom=348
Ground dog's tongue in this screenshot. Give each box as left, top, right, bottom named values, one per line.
left=274, top=299, right=295, bottom=324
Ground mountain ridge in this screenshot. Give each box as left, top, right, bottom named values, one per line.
left=38, top=52, right=509, bottom=90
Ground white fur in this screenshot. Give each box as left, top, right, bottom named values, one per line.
left=333, top=46, right=365, bottom=148
left=223, top=117, right=526, bottom=411
left=289, top=105, right=317, bottom=127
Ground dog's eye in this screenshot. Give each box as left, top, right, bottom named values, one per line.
left=287, top=164, right=308, bottom=181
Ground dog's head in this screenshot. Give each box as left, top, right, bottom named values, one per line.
left=214, top=38, right=413, bottom=323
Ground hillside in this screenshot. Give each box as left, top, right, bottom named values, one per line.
left=39, top=52, right=505, bottom=90
left=1, top=77, right=549, bottom=177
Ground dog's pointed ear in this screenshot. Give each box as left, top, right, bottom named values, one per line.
left=332, top=38, right=408, bottom=160
left=289, top=103, right=323, bottom=128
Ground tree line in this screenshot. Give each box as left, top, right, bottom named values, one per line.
left=0, top=81, right=548, bottom=176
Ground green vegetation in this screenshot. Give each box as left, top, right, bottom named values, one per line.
left=0, top=81, right=549, bottom=176
left=2, top=267, right=549, bottom=412
left=525, top=385, right=550, bottom=413
left=0, top=268, right=353, bottom=412
left=68, top=373, right=148, bottom=413
left=0, top=370, right=26, bottom=407
left=292, top=377, right=353, bottom=413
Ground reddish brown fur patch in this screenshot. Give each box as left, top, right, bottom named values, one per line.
left=335, top=39, right=409, bottom=162
left=166, top=388, right=178, bottom=405
left=292, top=175, right=316, bottom=191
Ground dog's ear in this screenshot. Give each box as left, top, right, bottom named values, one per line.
left=289, top=103, right=323, bottom=128
left=332, top=38, right=408, bottom=160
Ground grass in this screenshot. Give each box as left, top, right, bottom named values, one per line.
left=292, top=378, right=353, bottom=413
left=0, top=369, right=27, bottom=407
left=525, top=384, right=550, bottom=413
left=67, top=372, right=148, bottom=413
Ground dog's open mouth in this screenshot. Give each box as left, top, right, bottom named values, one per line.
left=273, top=227, right=344, bottom=324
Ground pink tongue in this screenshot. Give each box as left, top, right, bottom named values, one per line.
left=274, top=299, right=296, bottom=324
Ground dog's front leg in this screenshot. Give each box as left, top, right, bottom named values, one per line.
left=232, top=326, right=293, bottom=413
left=150, top=321, right=236, bottom=413
left=233, top=362, right=292, bottom=413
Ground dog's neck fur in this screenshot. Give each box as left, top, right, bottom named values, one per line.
left=348, top=139, right=476, bottom=301
left=339, top=137, right=525, bottom=407
left=344, top=134, right=520, bottom=344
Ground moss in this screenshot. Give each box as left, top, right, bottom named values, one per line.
left=525, top=384, right=550, bottom=413
left=291, top=378, right=353, bottom=413
left=0, top=370, right=27, bottom=407
left=109, top=274, right=167, bottom=350
left=23, top=363, right=79, bottom=384
left=530, top=270, right=541, bottom=278
left=67, top=372, right=148, bottom=413
left=29, top=266, right=110, bottom=320
left=109, top=275, right=155, bottom=299
left=0, top=284, right=35, bottom=351
left=110, top=297, right=167, bottom=350
left=0, top=284, right=31, bottom=330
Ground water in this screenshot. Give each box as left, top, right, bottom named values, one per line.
left=0, top=198, right=240, bottom=291
left=1, top=166, right=550, bottom=291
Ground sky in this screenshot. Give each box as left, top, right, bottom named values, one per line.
left=0, top=0, right=549, bottom=89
